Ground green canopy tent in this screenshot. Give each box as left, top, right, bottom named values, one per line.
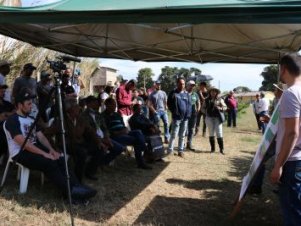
left=1, top=0, right=301, bottom=63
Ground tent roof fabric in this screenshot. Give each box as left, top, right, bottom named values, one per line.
left=2, top=0, right=301, bottom=23
left=1, top=0, right=301, bottom=63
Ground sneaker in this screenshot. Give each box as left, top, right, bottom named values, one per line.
left=71, top=185, right=97, bottom=200
left=164, top=138, right=169, bottom=144
left=72, top=198, right=90, bottom=206
left=138, top=163, right=152, bottom=170
left=178, top=152, right=185, bottom=158
left=194, top=128, right=199, bottom=136
left=186, top=144, right=196, bottom=152
left=165, top=150, right=173, bottom=156
left=248, top=187, right=262, bottom=195
left=85, top=173, right=98, bottom=181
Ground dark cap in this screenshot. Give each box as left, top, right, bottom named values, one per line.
left=85, top=95, right=99, bottom=104
left=127, top=79, right=137, bottom=85
left=40, top=71, right=51, bottom=80
left=155, top=80, right=161, bottom=84
left=0, top=84, right=8, bottom=89
left=62, top=73, right=70, bottom=78
left=23, top=63, right=37, bottom=71
left=14, top=88, right=36, bottom=104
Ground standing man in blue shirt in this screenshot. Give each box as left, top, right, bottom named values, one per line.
left=167, top=77, right=191, bottom=158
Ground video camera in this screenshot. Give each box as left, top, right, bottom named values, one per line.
left=46, top=55, right=81, bottom=73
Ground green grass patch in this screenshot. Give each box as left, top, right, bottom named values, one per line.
left=240, top=136, right=261, bottom=143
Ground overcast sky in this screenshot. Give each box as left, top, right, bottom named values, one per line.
left=21, top=0, right=267, bottom=91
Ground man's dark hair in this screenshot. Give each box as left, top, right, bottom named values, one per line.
left=85, top=95, right=98, bottom=105
left=127, top=79, right=136, bottom=85
left=280, top=53, right=301, bottom=76
left=104, top=86, right=113, bottom=94
left=132, top=103, right=141, bottom=112
left=176, top=77, right=185, bottom=84
left=104, top=97, right=116, bottom=105
left=200, top=82, right=207, bottom=86
left=260, top=92, right=265, bottom=98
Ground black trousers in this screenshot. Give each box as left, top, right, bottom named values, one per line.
left=73, top=140, right=124, bottom=181
left=255, top=113, right=261, bottom=130
left=196, top=112, right=206, bottom=134
left=13, top=143, right=77, bottom=194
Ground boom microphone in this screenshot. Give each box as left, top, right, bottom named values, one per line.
left=60, top=55, right=81, bottom=63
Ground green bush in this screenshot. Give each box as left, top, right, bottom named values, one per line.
left=237, top=102, right=249, bottom=117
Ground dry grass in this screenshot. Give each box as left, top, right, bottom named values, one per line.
left=0, top=106, right=282, bottom=226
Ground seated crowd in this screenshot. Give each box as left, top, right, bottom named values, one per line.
left=0, top=62, right=168, bottom=204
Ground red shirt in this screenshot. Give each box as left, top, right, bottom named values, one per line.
left=227, top=96, right=238, bottom=109
left=116, top=85, right=132, bottom=116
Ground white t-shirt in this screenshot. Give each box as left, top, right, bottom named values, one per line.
left=276, top=84, right=301, bottom=161
left=5, top=113, right=39, bottom=157
left=258, top=98, right=269, bottom=113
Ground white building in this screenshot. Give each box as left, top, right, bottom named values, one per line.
left=89, top=66, right=117, bottom=94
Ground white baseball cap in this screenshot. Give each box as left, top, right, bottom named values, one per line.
left=187, top=80, right=196, bottom=85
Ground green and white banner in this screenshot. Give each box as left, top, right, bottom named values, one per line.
left=239, top=102, right=280, bottom=201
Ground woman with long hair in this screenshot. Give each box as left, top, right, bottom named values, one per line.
left=203, top=87, right=227, bottom=154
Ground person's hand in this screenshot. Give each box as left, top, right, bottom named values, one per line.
left=102, top=137, right=113, bottom=148
left=98, top=141, right=108, bottom=151
left=270, top=166, right=282, bottom=184
left=49, top=149, right=61, bottom=160
left=260, top=115, right=270, bottom=123
left=149, top=127, right=156, bottom=134
left=122, top=128, right=129, bottom=134
left=42, top=152, right=55, bottom=160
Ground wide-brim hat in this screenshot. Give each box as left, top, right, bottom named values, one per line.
left=209, top=87, right=221, bottom=94
left=273, top=83, right=285, bottom=91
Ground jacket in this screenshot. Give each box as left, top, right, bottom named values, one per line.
left=204, top=97, right=227, bottom=118
left=167, top=89, right=192, bottom=120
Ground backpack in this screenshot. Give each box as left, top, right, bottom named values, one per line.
left=147, top=135, right=165, bottom=160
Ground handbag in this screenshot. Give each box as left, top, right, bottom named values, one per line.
left=147, top=135, right=165, bottom=160
left=218, top=111, right=225, bottom=123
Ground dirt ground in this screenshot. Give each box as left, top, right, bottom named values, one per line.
left=0, top=106, right=282, bottom=226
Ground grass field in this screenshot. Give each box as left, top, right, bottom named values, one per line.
left=0, top=106, right=282, bottom=226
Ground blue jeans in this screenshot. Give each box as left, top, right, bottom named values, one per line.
left=227, top=109, right=237, bottom=127
left=153, top=110, right=170, bottom=140
left=111, top=130, right=146, bottom=166
left=279, top=160, right=301, bottom=226
left=259, top=111, right=268, bottom=134
left=168, top=119, right=188, bottom=153
left=187, top=113, right=197, bottom=145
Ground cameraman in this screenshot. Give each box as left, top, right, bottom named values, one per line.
left=61, top=72, right=77, bottom=99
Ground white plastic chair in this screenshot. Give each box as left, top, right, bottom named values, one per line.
left=1, top=122, right=44, bottom=194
